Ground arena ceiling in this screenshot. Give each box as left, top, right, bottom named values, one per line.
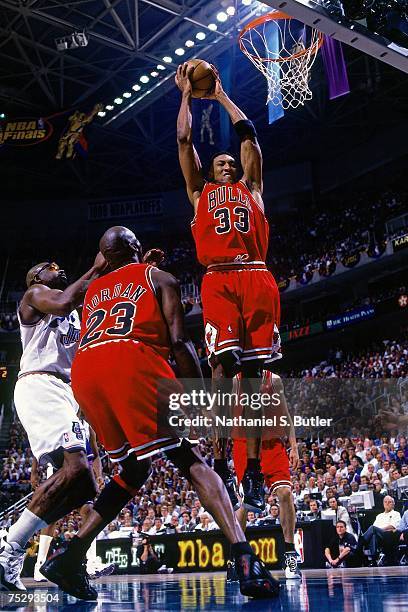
left=1, top=0, right=408, bottom=199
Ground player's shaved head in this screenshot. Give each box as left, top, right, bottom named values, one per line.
left=100, top=226, right=142, bottom=270
left=26, top=262, right=49, bottom=288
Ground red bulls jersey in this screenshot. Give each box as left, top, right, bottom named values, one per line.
left=78, top=263, right=170, bottom=359
left=191, top=179, right=269, bottom=267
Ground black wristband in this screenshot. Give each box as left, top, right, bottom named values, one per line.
left=234, top=119, right=257, bottom=141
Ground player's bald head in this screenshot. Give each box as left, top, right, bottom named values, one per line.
left=99, top=226, right=142, bottom=269
left=26, top=262, right=49, bottom=288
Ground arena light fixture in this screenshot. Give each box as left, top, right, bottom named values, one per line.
left=105, top=105, right=114, bottom=110
left=114, top=97, right=123, bottom=104
left=157, top=64, right=166, bottom=70
left=163, top=56, right=172, bottom=63
left=242, top=0, right=252, bottom=5
left=185, top=39, right=195, bottom=47
left=217, top=11, right=228, bottom=22
left=226, top=6, right=236, bottom=15
left=140, top=75, right=150, bottom=83
left=123, top=92, right=131, bottom=98
left=132, top=83, right=141, bottom=91
left=175, top=47, right=185, bottom=56
left=97, top=111, right=106, bottom=117
left=150, top=71, right=159, bottom=77
left=196, top=31, right=206, bottom=40
left=208, top=23, right=218, bottom=31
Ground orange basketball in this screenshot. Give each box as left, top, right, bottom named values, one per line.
left=187, top=59, right=216, bottom=99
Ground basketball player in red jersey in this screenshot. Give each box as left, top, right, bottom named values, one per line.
left=176, top=63, right=281, bottom=512
left=41, top=226, right=279, bottom=601
left=232, top=371, right=301, bottom=580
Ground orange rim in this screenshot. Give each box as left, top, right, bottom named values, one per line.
left=239, top=11, right=324, bottom=64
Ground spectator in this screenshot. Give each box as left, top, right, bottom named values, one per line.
left=325, top=521, right=359, bottom=568
left=327, top=497, right=355, bottom=535
left=361, top=496, right=401, bottom=565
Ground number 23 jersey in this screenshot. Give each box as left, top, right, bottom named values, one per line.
left=191, top=179, right=269, bottom=267
left=78, top=263, right=170, bottom=359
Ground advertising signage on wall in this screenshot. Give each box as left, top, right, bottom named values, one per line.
left=280, top=322, right=324, bottom=343
left=88, top=197, right=163, bottom=221
left=326, top=306, right=375, bottom=331
left=96, top=524, right=326, bottom=575
left=392, top=233, right=408, bottom=252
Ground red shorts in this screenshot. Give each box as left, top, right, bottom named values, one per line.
left=71, top=340, right=183, bottom=462
left=233, top=438, right=291, bottom=492
left=201, top=265, right=281, bottom=363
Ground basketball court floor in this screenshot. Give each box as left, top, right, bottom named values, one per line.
left=18, top=568, right=408, bottom=611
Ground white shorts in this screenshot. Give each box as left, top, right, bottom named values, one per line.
left=14, top=374, right=86, bottom=466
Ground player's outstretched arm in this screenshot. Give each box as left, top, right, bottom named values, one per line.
left=209, top=69, right=263, bottom=199
left=152, top=268, right=203, bottom=380
left=176, top=63, right=204, bottom=208
left=22, top=253, right=107, bottom=318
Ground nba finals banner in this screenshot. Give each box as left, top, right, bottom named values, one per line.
left=0, top=117, right=53, bottom=147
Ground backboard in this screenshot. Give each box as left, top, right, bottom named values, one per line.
left=262, top=0, right=408, bottom=74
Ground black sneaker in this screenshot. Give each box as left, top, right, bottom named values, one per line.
left=242, top=469, right=265, bottom=513
left=226, top=559, right=239, bottom=582
left=220, top=471, right=241, bottom=511
left=284, top=552, right=302, bottom=579
left=235, top=553, right=279, bottom=599
left=40, top=545, right=97, bottom=601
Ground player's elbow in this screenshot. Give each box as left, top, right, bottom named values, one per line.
left=177, top=133, right=192, bottom=146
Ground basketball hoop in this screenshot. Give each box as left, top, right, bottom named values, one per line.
left=239, top=11, right=324, bottom=109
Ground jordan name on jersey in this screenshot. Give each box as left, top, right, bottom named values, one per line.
left=85, top=282, right=146, bottom=313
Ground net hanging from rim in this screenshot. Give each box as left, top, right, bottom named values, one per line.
left=239, top=11, right=324, bottom=109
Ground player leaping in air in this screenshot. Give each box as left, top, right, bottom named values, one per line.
left=176, top=63, right=282, bottom=513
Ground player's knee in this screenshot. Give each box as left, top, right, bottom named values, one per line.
left=166, top=441, right=205, bottom=481
left=241, top=360, right=263, bottom=378
left=276, top=486, right=292, bottom=507
left=62, top=454, right=96, bottom=497
left=120, top=455, right=151, bottom=492
left=210, top=350, right=241, bottom=379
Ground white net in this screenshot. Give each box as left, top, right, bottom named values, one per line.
left=239, top=14, right=323, bottom=109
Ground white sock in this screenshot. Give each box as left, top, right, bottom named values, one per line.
left=36, top=534, right=53, bottom=565
left=86, top=538, right=97, bottom=562
left=7, top=509, right=48, bottom=549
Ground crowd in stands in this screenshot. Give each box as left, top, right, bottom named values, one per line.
left=1, top=336, right=407, bottom=559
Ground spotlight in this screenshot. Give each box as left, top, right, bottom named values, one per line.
left=226, top=6, right=236, bottom=16
left=217, top=12, right=228, bottom=22
left=132, top=84, right=141, bottom=91
left=185, top=39, right=195, bottom=47
left=196, top=31, right=206, bottom=40
left=123, top=92, right=131, bottom=98
left=105, top=105, right=114, bottom=110
left=114, top=97, right=123, bottom=104
left=157, top=64, right=166, bottom=70
left=163, top=56, right=172, bottom=63
left=97, top=111, right=106, bottom=117
left=175, top=47, right=185, bottom=56
left=140, top=75, right=149, bottom=83
left=242, top=0, right=252, bottom=5
left=208, top=23, right=217, bottom=31
left=0, top=113, right=6, bottom=119
left=151, top=71, right=159, bottom=77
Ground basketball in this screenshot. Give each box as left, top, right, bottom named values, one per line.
left=187, top=59, right=216, bottom=98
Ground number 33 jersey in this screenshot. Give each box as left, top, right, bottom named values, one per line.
left=78, top=263, right=170, bottom=359
left=191, top=179, right=269, bottom=267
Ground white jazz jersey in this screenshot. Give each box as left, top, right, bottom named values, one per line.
left=17, top=310, right=81, bottom=380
